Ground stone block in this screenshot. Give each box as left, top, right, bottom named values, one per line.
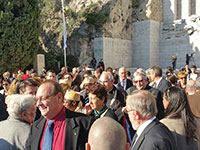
left=34, top=54, right=45, bottom=75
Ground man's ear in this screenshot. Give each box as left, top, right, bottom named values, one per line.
left=126, top=142, right=130, bottom=150
left=85, top=143, right=90, bottom=150
left=133, top=111, right=140, bottom=120
left=57, top=92, right=64, bottom=103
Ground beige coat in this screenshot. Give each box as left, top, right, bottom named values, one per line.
left=161, top=118, right=199, bottom=150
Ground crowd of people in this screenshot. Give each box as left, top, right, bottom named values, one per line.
left=0, top=62, right=199, bottom=150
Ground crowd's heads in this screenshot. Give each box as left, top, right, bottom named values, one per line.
left=195, top=76, right=200, bottom=90
left=86, top=117, right=129, bottom=150
left=84, top=77, right=96, bottom=92
left=61, top=66, right=67, bottom=74
left=95, top=68, right=103, bottom=79
left=177, top=71, right=187, bottom=89
left=64, top=90, right=80, bottom=111
left=6, top=94, right=35, bottom=123
left=3, top=71, right=10, bottom=79
left=99, top=71, right=114, bottom=92
left=19, top=78, right=39, bottom=96
left=84, top=70, right=92, bottom=79
left=167, top=75, right=178, bottom=86
left=105, top=67, right=113, bottom=74
left=2, top=78, right=11, bottom=91
left=88, top=84, right=107, bottom=111
left=126, top=90, right=157, bottom=130
left=163, top=86, right=191, bottom=119
left=185, top=80, right=196, bottom=95
left=59, top=79, right=72, bottom=93
left=150, top=66, right=162, bottom=80
left=119, top=67, right=127, bottom=81
left=191, top=65, right=197, bottom=73
left=36, top=80, right=64, bottom=119
left=133, top=73, right=148, bottom=90
left=46, top=70, right=56, bottom=80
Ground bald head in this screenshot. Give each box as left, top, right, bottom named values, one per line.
left=86, top=117, right=129, bottom=150
left=186, top=80, right=196, bottom=95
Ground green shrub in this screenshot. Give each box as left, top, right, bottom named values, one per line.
left=0, top=0, right=40, bottom=74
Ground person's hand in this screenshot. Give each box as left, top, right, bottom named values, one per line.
left=85, top=103, right=93, bottom=115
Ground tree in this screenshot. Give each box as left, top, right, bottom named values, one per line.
left=0, top=0, right=40, bottom=74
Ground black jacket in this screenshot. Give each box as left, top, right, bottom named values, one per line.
left=28, top=108, right=94, bottom=150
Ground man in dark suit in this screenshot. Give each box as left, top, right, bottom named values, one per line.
left=118, top=67, right=133, bottom=92
left=126, top=73, right=164, bottom=120
left=99, top=71, right=125, bottom=123
left=150, top=66, right=171, bottom=94
left=27, top=80, right=94, bottom=150
left=126, top=90, right=176, bottom=150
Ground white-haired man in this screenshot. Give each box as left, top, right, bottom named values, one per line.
left=0, top=94, right=35, bottom=149
left=126, top=90, right=176, bottom=150
left=118, top=67, right=133, bottom=91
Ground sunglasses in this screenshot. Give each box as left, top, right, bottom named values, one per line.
left=134, top=80, right=143, bottom=83
left=3, top=83, right=8, bottom=86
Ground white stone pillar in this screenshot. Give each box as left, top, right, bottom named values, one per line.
left=196, top=0, right=200, bottom=15
left=34, top=54, right=45, bottom=75
left=177, top=0, right=182, bottom=19
left=182, top=0, right=190, bottom=19
left=174, top=0, right=178, bottom=20
left=132, top=20, right=160, bottom=69
left=163, top=0, right=176, bottom=22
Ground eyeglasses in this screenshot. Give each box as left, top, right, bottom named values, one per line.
left=180, top=77, right=186, bottom=80
left=3, top=83, right=8, bottom=86
left=36, top=94, right=56, bottom=103
left=99, top=80, right=109, bottom=84
left=123, top=107, right=135, bottom=114
left=134, top=80, right=143, bottom=83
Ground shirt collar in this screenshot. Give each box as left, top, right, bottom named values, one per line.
left=47, top=107, right=66, bottom=124
left=136, top=116, right=156, bottom=140
left=155, top=77, right=162, bottom=87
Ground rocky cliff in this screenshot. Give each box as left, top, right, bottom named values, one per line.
left=40, top=0, right=163, bottom=66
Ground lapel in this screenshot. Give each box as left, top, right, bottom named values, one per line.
left=157, top=78, right=164, bottom=89
left=65, top=109, right=80, bottom=150
left=131, top=119, right=158, bottom=150
left=33, top=117, right=46, bottom=149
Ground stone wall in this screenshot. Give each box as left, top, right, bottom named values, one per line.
left=132, top=20, right=160, bottom=69
left=160, top=16, right=200, bottom=69
left=94, top=37, right=132, bottom=69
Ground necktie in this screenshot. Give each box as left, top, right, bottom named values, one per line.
left=43, top=120, right=54, bottom=150
left=152, top=82, right=157, bottom=88
left=122, top=80, right=126, bottom=90
left=85, top=94, right=89, bottom=105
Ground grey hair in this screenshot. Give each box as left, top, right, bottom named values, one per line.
left=6, top=94, right=35, bottom=119
left=118, top=67, right=126, bottom=75
left=101, top=71, right=113, bottom=81
left=126, top=90, right=157, bottom=118
left=195, top=76, right=200, bottom=90
left=133, top=73, right=147, bottom=81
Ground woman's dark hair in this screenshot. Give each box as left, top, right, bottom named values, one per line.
left=164, top=86, right=197, bottom=143
left=167, top=75, right=177, bottom=85
left=89, top=84, right=107, bottom=104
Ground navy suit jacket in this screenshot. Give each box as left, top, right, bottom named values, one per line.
left=28, top=108, right=94, bottom=150
left=131, top=119, right=176, bottom=150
